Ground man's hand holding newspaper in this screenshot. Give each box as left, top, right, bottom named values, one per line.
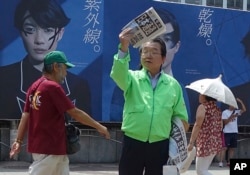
left=122, top=7, right=167, bottom=48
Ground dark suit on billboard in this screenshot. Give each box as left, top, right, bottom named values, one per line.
left=0, top=56, right=91, bottom=119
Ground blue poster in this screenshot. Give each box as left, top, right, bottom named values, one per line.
left=0, top=0, right=104, bottom=120
left=1, top=0, right=250, bottom=125
left=150, top=2, right=250, bottom=124
left=105, top=0, right=250, bottom=124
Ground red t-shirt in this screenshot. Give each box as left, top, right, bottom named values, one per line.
left=24, top=76, right=75, bottom=155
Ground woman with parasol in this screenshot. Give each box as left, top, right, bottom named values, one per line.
left=185, top=75, right=237, bottom=175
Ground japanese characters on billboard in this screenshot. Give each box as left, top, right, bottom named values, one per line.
left=1, top=0, right=250, bottom=125
left=1, top=0, right=104, bottom=121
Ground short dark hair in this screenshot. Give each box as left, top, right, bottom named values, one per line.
left=14, top=0, right=70, bottom=30
left=205, top=95, right=217, bottom=102
left=156, top=8, right=180, bottom=46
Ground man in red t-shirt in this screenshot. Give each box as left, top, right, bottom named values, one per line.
left=9, top=51, right=110, bottom=175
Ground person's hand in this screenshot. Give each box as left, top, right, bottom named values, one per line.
left=228, top=113, right=237, bottom=122
left=119, top=28, right=135, bottom=52
left=187, top=143, right=194, bottom=152
left=236, top=98, right=244, bottom=105
left=9, top=141, right=21, bottom=159
left=236, top=98, right=242, bottom=102
left=97, top=125, right=110, bottom=140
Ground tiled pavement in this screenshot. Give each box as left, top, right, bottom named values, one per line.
left=0, top=161, right=229, bottom=175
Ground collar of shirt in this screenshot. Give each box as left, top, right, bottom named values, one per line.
left=147, top=71, right=162, bottom=89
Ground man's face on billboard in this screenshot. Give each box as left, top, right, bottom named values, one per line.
left=160, top=23, right=180, bottom=74
left=20, top=12, right=64, bottom=64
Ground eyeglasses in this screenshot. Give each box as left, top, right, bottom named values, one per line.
left=141, top=50, right=161, bottom=57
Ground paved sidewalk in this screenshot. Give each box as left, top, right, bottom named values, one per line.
left=0, top=161, right=229, bottom=175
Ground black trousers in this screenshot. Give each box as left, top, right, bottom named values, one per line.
left=119, top=135, right=169, bottom=175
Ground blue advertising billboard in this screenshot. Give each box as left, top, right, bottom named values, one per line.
left=1, top=0, right=250, bottom=125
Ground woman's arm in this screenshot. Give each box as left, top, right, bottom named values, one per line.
left=187, top=104, right=205, bottom=151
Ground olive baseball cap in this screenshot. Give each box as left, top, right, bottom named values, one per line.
left=44, top=51, right=75, bottom=68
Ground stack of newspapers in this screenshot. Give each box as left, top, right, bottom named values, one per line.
left=167, top=117, right=196, bottom=174
left=122, top=7, right=167, bottom=48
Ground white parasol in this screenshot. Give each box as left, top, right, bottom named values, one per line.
left=185, top=75, right=238, bottom=108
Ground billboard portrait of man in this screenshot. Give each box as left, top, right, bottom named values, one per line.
left=105, top=0, right=250, bottom=124
left=0, top=0, right=92, bottom=120
left=109, top=8, right=191, bottom=122
left=2, top=0, right=250, bottom=124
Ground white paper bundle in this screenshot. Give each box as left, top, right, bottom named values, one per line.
left=122, top=7, right=167, bottom=48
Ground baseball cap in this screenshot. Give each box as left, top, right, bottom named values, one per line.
left=44, top=51, right=75, bottom=68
